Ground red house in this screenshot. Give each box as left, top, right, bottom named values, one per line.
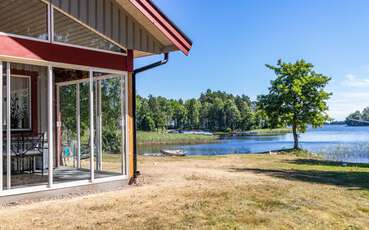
left=0, top=0, right=191, bottom=197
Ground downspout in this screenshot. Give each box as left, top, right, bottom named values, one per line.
left=130, top=53, right=169, bottom=184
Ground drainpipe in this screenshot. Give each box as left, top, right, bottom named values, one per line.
left=130, top=53, right=169, bottom=183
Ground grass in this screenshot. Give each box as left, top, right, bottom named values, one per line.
left=215, top=128, right=292, bottom=136
left=0, top=152, right=368, bottom=229
left=137, top=131, right=218, bottom=145
left=138, top=128, right=290, bottom=146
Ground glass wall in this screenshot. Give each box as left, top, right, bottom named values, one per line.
left=0, top=0, right=125, bottom=54
left=55, top=69, right=127, bottom=184
left=1, top=62, right=49, bottom=190
left=0, top=62, right=127, bottom=193
left=53, top=8, right=124, bottom=53
left=0, top=0, right=48, bottom=40
left=93, top=73, right=126, bottom=178
left=54, top=69, right=89, bottom=183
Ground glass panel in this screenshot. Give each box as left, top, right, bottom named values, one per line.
left=59, top=85, right=78, bottom=169
left=1, top=63, right=48, bottom=189
left=54, top=70, right=91, bottom=184
left=79, top=81, right=92, bottom=172
left=94, top=73, right=125, bottom=177
left=11, top=77, right=31, bottom=130
left=2, top=62, right=7, bottom=189
left=2, top=76, right=31, bottom=131
left=2, top=70, right=5, bottom=130
left=0, top=0, right=48, bottom=40
left=53, top=9, right=124, bottom=53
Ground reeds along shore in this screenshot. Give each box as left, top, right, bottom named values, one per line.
left=137, top=131, right=218, bottom=145
left=137, top=128, right=291, bottom=145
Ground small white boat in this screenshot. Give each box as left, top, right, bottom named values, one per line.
left=160, top=149, right=186, bottom=156
left=143, top=153, right=163, bottom=157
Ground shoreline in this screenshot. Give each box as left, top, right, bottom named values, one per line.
left=222, top=128, right=291, bottom=137
left=137, top=128, right=291, bottom=146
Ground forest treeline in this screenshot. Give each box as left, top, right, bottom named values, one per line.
left=346, top=107, right=369, bottom=126
left=136, top=89, right=273, bottom=132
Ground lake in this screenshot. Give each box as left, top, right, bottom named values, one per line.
left=138, top=125, right=369, bottom=163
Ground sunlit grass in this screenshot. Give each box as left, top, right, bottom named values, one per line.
left=1, top=152, right=368, bottom=229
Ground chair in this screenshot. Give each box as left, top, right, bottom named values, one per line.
left=10, top=133, right=45, bottom=175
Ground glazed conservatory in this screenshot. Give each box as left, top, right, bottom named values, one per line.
left=0, top=0, right=191, bottom=196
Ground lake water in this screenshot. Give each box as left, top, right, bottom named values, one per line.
left=139, top=125, right=369, bottom=163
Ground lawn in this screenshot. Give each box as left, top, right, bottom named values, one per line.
left=0, top=152, right=368, bottom=229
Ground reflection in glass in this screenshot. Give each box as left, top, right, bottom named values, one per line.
left=92, top=73, right=126, bottom=177
left=0, top=0, right=48, bottom=40
left=53, top=9, right=123, bottom=53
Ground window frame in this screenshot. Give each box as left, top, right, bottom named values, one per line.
left=51, top=6, right=127, bottom=56
left=0, top=0, right=127, bottom=56
left=0, top=0, right=50, bottom=43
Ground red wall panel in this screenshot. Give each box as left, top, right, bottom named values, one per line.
left=0, top=35, right=133, bottom=72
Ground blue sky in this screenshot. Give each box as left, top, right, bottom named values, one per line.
left=135, top=0, right=369, bottom=120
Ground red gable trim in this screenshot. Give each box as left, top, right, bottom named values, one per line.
left=0, top=35, right=133, bottom=72
left=129, top=0, right=192, bottom=55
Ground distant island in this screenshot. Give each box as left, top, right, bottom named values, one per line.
left=345, top=107, right=369, bottom=126
left=326, top=121, right=346, bottom=125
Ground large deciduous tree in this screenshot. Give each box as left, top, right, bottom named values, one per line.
left=257, top=59, right=331, bottom=149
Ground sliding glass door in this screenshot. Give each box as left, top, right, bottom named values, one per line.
left=56, top=70, right=127, bottom=183
left=93, top=73, right=127, bottom=177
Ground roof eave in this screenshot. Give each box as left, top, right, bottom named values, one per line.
left=128, top=0, right=192, bottom=55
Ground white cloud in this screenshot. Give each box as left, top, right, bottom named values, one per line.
left=328, top=74, right=369, bottom=120
left=342, top=74, right=369, bottom=87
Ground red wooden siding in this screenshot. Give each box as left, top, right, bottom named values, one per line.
left=0, top=35, right=133, bottom=72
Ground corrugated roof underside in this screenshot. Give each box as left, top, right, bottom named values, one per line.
left=50, top=0, right=167, bottom=56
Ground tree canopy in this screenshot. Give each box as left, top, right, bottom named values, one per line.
left=257, top=59, right=331, bottom=149
left=346, top=107, right=369, bottom=126
left=136, top=89, right=276, bottom=132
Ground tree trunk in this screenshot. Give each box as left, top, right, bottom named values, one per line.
left=292, top=124, right=299, bottom=149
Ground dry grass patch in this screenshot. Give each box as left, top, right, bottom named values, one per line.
left=0, top=154, right=368, bottom=229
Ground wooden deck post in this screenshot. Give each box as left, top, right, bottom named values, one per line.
left=127, top=72, right=134, bottom=178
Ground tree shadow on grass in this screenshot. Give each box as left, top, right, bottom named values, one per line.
left=230, top=161, right=369, bottom=190
left=285, top=159, right=369, bottom=169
